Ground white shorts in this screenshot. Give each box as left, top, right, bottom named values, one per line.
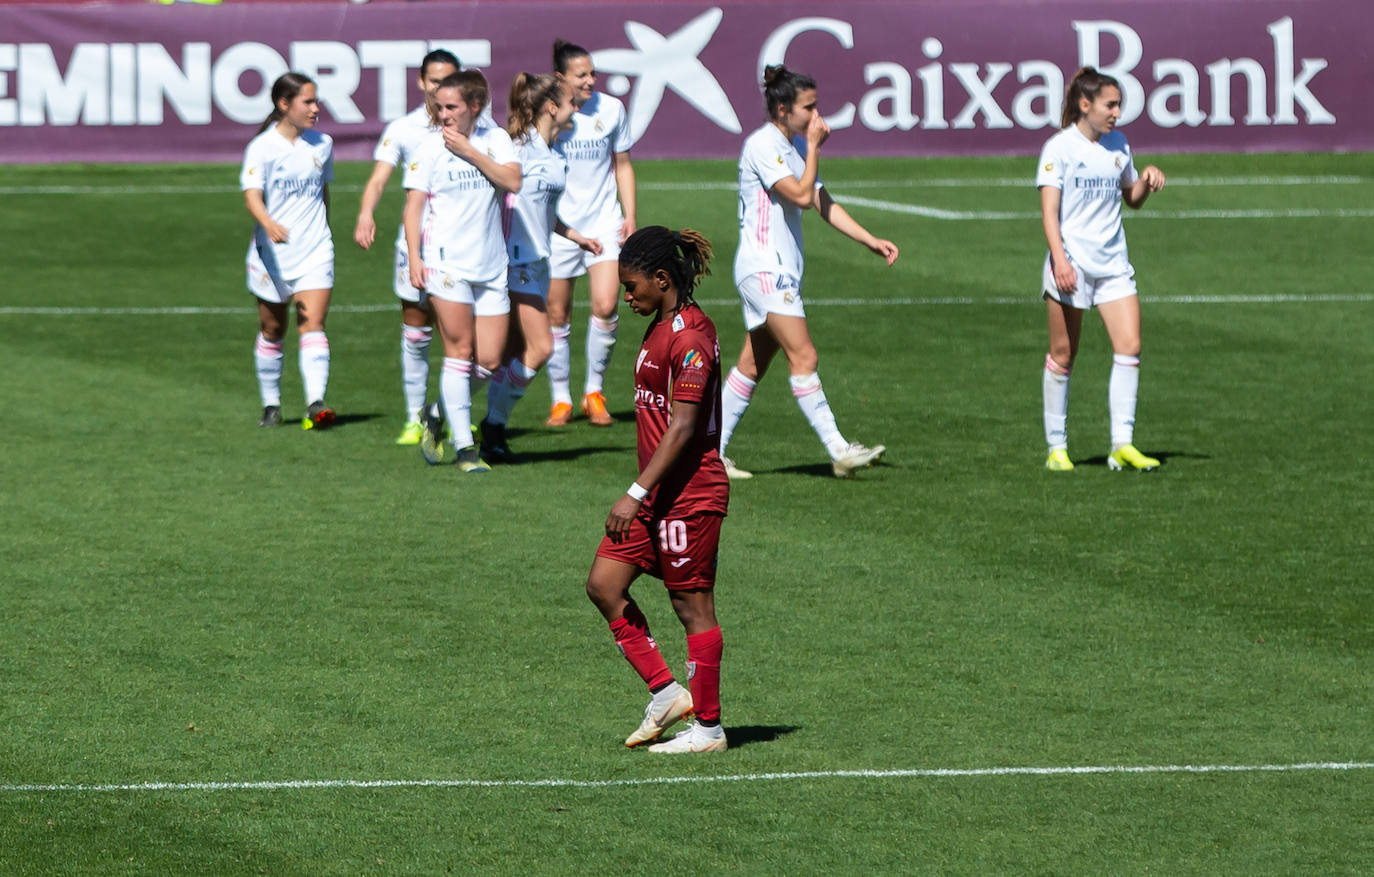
left=1042, top=254, right=1137, bottom=310
left=426, top=266, right=510, bottom=317
left=508, top=259, right=551, bottom=300
left=549, top=216, right=622, bottom=280
left=737, top=271, right=805, bottom=331
left=247, top=247, right=333, bottom=304
left=393, top=246, right=429, bottom=305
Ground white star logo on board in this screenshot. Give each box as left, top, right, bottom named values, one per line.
left=593, top=8, right=742, bottom=141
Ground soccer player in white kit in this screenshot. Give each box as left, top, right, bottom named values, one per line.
left=353, top=49, right=459, bottom=447
left=544, top=39, right=637, bottom=428
left=480, top=73, right=603, bottom=462
left=402, top=70, right=522, bottom=473
left=1037, top=67, right=1166, bottom=472
left=719, top=65, right=898, bottom=479
left=241, top=72, right=337, bottom=431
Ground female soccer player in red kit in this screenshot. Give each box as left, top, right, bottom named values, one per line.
left=585, top=226, right=729, bottom=753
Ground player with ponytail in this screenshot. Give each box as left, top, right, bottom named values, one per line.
left=544, top=38, right=638, bottom=428
left=241, top=72, right=337, bottom=431
left=1037, top=66, right=1167, bottom=472
left=585, top=226, right=730, bottom=754
left=477, top=73, right=601, bottom=461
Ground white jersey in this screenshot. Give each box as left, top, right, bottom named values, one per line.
left=553, top=91, right=633, bottom=230
left=373, top=104, right=438, bottom=252
left=734, top=123, right=814, bottom=285
left=504, top=129, right=567, bottom=265
left=403, top=119, right=518, bottom=283
left=240, top=126, right=334, bottom=280
left=1036, top=126, right=1139, bottom=277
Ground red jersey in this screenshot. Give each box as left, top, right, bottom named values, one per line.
left=633, top=303, right=730, bottom=517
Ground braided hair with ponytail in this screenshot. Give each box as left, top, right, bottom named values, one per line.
left=619, top=226, right=713, bottom=313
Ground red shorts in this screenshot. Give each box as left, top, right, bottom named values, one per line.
left=596, top=513, right=724, bottom=590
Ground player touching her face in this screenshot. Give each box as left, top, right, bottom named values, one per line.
left=718, top=65, right=898, bottom=480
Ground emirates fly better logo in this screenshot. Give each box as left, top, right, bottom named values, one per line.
left=592, top=8, right=742, bottom=142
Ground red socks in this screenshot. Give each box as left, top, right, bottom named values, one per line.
left=685, top=626, right=723, bottom=723
left=609, top=604, right=674, bottom=691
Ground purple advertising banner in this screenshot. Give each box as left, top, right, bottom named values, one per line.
left=0, top=0, right=1367, bottom=163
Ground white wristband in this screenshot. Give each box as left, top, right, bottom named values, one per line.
left=626, top=482, right=649, bottom=501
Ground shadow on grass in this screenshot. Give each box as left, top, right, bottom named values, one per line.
left=324, top=412, right=383, bottom=428
left=502, top=444, right=634, bottom=464
left=725, top=724, right=801, bottom=749
left=1075, top=450, right=1209, bottom=468
left=766, top=460, right=894, bottom=479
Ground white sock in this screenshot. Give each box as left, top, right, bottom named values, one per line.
left=484, top=365, right=508, bottom=426
left=720, top=367, right=756, bottom=457
left=504, top=358, right=539, bottom=422
left=440, top=358, right=473, bottom=449
left=1109, top=353, right=1140, bottom=448
left=547, top=322, right=573, bottom=405
left=1043, top=353, right=1071, bottom=449
left=299, top=330, right=330, bottom=404
left=400, top=324, right=432, bottom=421
left=254, top=333, right=284, bottom=407
left=789, top=372, right=848, bottom=458
left=584, top=314, right=618, bottom=395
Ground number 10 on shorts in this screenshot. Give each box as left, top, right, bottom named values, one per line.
left=658, top=519, right=688, bottom=553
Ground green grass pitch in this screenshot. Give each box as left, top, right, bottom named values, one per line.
left=0, top=151, right=1371, bottom=874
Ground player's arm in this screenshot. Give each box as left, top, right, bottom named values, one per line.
left=1039, top=186, right=1077, bottom=293
left=613, top=150, right=637, bottom=243
left=770, top=112, right=828, bottom=209
left=815, top=187, right=898, bottom=265
left=354, top=160, right=395, bottom=248
left=1124, top=165, right=1165, bottom=209
left=402, top=188, right=428, bottom=290
left=605, top=397, right=701, bottom=542
left=243, top=188, right=287, bottom=243
left=442, top=128, right=522, bottom=193
left=554, top=219, right=603, bottom=255
left=322, top=184, right=330, bottom=224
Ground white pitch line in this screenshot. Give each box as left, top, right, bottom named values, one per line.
left=3, top=760, right=1370, bottom=794
left=3, top=293, right=1370, bottom=318
left=0, top=174, right=1365, bottom=197
left=834, top=194, right=1374, bottom=221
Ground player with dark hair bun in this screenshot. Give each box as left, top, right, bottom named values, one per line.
left=719, top=64, right=898, bottom=480
left=585, top=226, right=730, bottom=754
left=544, top=38, right=638, bottom=428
